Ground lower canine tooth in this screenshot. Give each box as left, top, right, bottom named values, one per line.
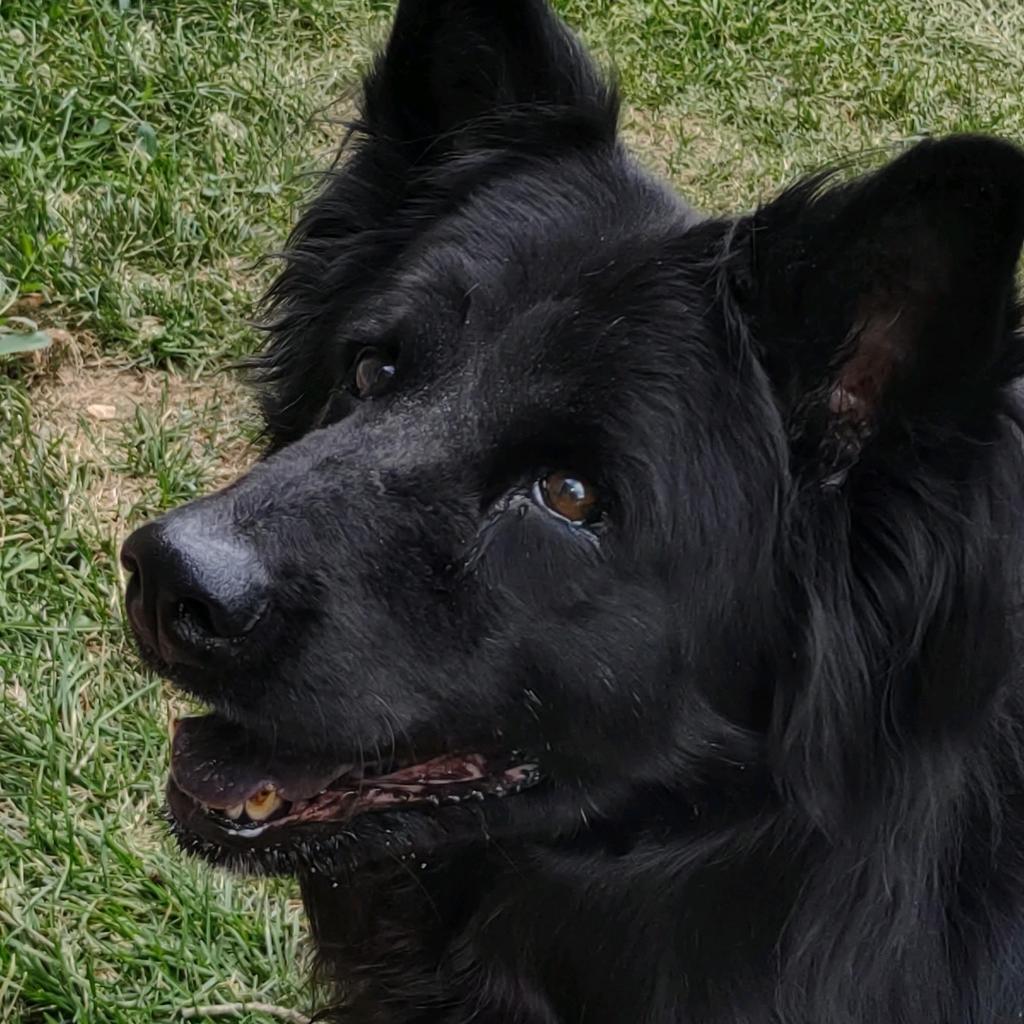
left=225, top=803, right=244, bottom=820
left=245, top=789, right=284, bottom=821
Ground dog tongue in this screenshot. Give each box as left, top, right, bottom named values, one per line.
left=170, top=715, right=344, bottom=807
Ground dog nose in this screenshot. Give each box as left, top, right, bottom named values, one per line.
left=120, top=517, right=268, bottom=666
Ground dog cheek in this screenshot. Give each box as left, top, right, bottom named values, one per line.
left=471, top=508, right=603, bottom=611
left=516, top=591, right=675, bottom=753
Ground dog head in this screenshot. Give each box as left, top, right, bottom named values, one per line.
left=122, top=0, right=1024, bottom=874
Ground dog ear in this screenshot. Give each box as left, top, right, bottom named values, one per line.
left=256, top=1, right=617, bottom=444
left=362, top=0, right=616, bottom=153
left=734, top=137, right=1024, bottom=832
left=732, top=135, right=1024, bottom=473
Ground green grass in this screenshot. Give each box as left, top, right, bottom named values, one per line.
left=1, top=0, right=1022, bottom=1021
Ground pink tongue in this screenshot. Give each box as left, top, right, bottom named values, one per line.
left=378, top=753, right=488, bottom=784
left=170, top=715, right=344, bottom=807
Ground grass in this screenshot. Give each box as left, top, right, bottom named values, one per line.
left=1, top=0, right=1022, bottom=1021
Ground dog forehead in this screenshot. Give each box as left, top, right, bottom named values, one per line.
left=379, top=154, right=673, bottom=290
left=360, top=162, right=705, bottom=363
left=438, top=154, right=688, bottom=280
left=311, top=153, right=722, bottom=455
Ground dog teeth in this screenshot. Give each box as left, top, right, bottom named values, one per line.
left=224, top=803, right=245, bottom=820
left=245, top=788, right=284, bottom=821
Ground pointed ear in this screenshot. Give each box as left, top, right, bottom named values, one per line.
left=362, top=0, right=617, bottom=152
left=733, top=136, right=1024, bottom=468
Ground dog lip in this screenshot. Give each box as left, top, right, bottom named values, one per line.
left=165, top=748, right=544, bottom=853
left=169, top=713, right=350, bottom=807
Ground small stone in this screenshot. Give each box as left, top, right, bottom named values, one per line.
left=86, top=404, right=117, bottom=421
left=137, top=315, right=165, bottom=341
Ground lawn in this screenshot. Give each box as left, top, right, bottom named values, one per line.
left=1, top=0, right=1022, bottom=1021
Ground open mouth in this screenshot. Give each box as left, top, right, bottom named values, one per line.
left=168, top=714, right=542, bottom=844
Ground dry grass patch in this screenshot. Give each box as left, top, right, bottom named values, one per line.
left=31, top=357, right=258, bottom=536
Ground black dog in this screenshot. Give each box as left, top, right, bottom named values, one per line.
left=121, top=2, right=1024, bottom=1020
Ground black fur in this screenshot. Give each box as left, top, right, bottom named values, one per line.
left=128, top=1, right=1024, bottom=1020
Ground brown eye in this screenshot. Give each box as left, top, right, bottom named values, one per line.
left=351, top=348, right=395, bottom=399
left=537, top=471, right=599, bottom=524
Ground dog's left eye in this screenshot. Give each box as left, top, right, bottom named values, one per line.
left=350, top=348, right=396, bottom=399
left=534, top=472, right=599, bottom=524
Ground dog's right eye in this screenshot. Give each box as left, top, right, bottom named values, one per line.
left=534, top=472, right=599, bottom=525
left=350, top=348, right=396, bottom=400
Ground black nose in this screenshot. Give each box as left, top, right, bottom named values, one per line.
left=120, top=517, right=268, bottom=666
